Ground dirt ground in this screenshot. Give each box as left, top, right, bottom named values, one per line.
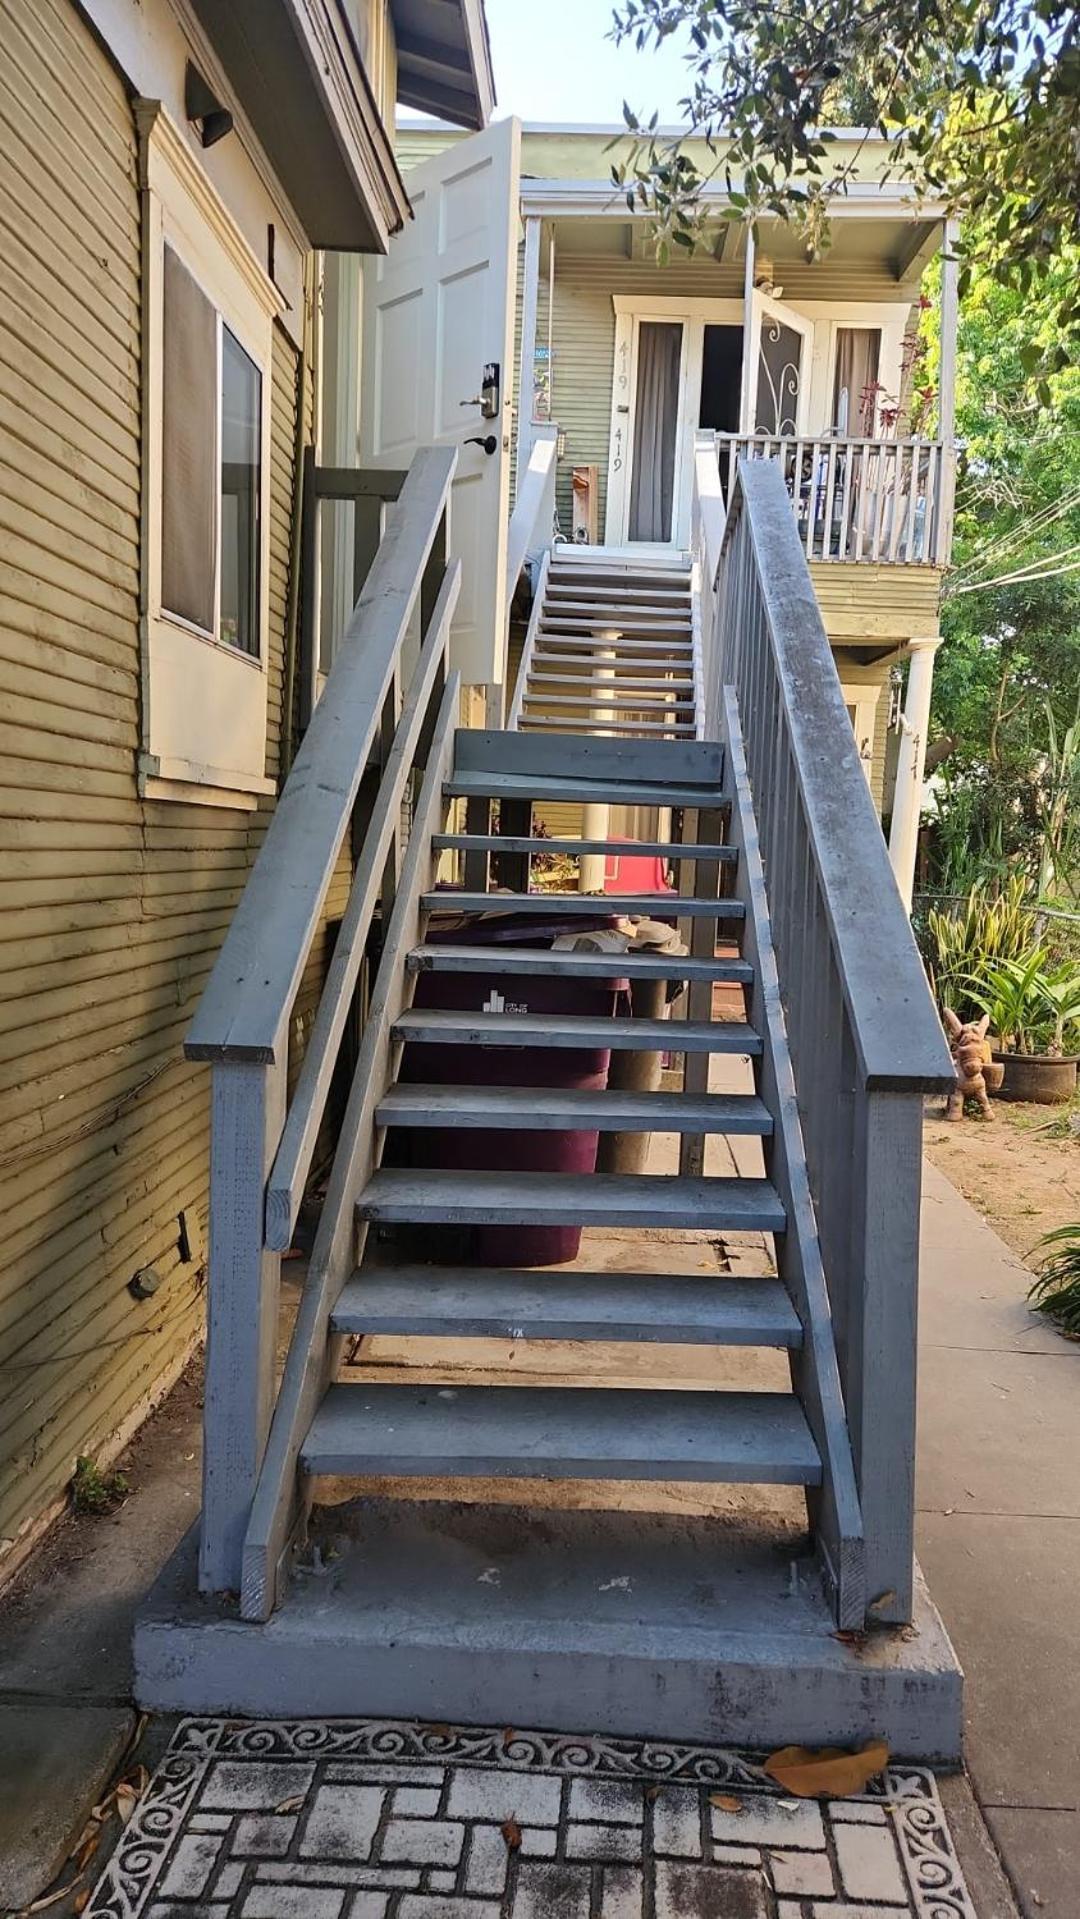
left=924, top=1092, right=1080, bottom=1268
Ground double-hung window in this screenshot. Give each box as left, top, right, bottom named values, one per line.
left=140, top=106, right=279, bottom=809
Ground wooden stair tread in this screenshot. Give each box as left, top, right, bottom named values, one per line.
left=302, top=1383, right=820, bottom=1484
left=377, top=1083, right=772, bottom=1134
left=406, top=944, right=751, bottom=984
left=445, top=773, right=727, bottom=808
left=356, top=1168, right=783, bottom=1230
left=422, top=889, right=742, bottom=918
left=392, top=1008, right=759, bottom=1054
left=332, top=1268, right=800, bottom=1345
left=432, top=834, right=733, bottom=860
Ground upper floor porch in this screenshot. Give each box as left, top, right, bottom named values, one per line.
left=396, top=122, right=958, bottom=579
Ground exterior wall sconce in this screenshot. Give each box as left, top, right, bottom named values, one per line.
left=185, top=61, right=234, bottom=149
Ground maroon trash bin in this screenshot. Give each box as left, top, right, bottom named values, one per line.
left=396, top=906, right=626, bottom=1266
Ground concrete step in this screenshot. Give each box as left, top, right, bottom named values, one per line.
left=422, top=889, right=742, bottom=919
left=377, top=1083, right=771, bottom=1135
left=432, top=834, right=734, bottom=862
left=406, top=945, right=751, bottom=985
left=331, top=1267, right=800, bottom=1345
left=445, top=773, right=727, bottom=808
left=394, top=1008, right=756, bottom=1056
left=134, top=1502, right=964, bottom=1757
left=356, top=1168, right=783, bottom=1231
left=302, top=1384, right=818, bottom=1484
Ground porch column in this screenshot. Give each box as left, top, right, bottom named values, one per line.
left=935, top=218, right=959, bottom=563
left=889, top=635, right=941, bottom=911
left=737, top=223, right=756, bottom=432
left=515, top=215, right=542, bottom=497
left=580, top=632, right=619, bottom=892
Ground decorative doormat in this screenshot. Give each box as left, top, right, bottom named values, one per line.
left=86, top=1717, right=978, bottom=1919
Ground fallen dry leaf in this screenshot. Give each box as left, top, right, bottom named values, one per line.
left=501, top=1726, right=516, bottom=1751
left=763, top=1740, right=889, bottom=1799
left=709, top=1792, right=746, bottom=1815
left=644, top=1784, right=662, bottom=1804
left=73, top=1890, right=91, bottom=1914
left=501, top=1817, right=522, bottom=1851
left=274, top=1794, right=306, bottom=1815
left=423, top=1723, right=453, bottom=1740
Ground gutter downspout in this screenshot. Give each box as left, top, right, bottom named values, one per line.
left=282, top=251, right=316, bottom=777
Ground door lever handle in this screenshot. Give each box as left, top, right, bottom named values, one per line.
left=464, top=434, right=498, bottom=455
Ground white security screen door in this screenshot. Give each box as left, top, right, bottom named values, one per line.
left=746, top=291, right=814, bottom=435
left=361, top=117, right=520, bottom=687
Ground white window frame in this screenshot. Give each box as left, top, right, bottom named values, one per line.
left=139, top=104, right=284, bottom=810
left=606, top=295, right=743, bottom=548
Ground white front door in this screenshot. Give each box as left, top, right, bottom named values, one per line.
left=360, top=117, right=520, bottom=688
left=745, top=290, right=815, bottom=436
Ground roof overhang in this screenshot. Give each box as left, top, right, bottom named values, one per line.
left=391, top=0, right=495, bottom=130
left=519, top=179, right=947, bottom=282
left=185, top=0, right=410, bottom=251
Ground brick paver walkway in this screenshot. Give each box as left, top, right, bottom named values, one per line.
left=86, top=1719, right=977, bottom=1919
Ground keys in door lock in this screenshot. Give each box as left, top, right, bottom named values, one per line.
left=458, top=362, right=501, bottom=420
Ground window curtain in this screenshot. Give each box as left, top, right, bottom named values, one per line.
left=629, top=321, right=682, bottom=541
left=833, top=327, right=881, bottom=434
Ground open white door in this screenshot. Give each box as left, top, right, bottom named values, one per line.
left=744, top=290, right=815, bottom=436
left=361, top=117, right=520, bottom=688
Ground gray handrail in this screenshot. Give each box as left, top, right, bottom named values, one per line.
left=715, top=460, right=953, bottom=1094
left=708, top=454, right=952, bottom=1621
left=186, top=444, right=457, bottom=1064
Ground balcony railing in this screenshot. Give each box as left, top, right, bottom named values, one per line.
left=712, top=432, right=953, bottom=566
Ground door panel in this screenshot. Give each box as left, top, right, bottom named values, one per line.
left=361, top=118, right=520, bottom=685
left=747, top=291, right=814, bottom=436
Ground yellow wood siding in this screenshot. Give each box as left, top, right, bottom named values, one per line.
left=0, top=0, right=338, bottom=1575
left=809, top=562, right=943, bottom=646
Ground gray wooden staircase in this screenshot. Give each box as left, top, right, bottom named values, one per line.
left=508, top=546, right=701, bottom=737
left=136, top=449, right=961, bottom=1755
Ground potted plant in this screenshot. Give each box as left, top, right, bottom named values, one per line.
left=964, top=949, right=1080, bottom=1103
left=1027, top=1224, right=1080, bottom=1340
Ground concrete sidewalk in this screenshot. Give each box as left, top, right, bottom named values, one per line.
left=0, top=1163, right=1076, bottom=1916
left=917, top=1160, right=1080, bottom=1919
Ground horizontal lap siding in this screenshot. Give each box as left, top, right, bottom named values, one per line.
left=0, top=0, right=332, bottom=1573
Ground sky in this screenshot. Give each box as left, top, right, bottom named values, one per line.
left=482, top=0, right=695, bottom=125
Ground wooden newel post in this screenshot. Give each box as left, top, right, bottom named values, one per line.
left=199, top=1041, right=287, bottom=1594
left=847, top=1086, right=923, bottom=1623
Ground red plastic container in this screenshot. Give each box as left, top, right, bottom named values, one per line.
left=396, top=909, right=625, bottom=1266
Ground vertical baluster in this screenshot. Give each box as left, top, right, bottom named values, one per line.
left=805, top=439, right=820, bottom=559
left=853, top=442, right=869, bottom=561
left=822, top=439, right=838, bottom=563
left=871, top=443, right=889, bottom=560
left=924, top=441, right=939, bottom=564
left=838, top=440, right=855, bottom=561
left=904, top=439, right=920, bottom=562
left=887, top=443, right=904, bottom=561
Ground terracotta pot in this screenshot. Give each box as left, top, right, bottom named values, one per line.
left=991, top=1049, right=1079, bottom=1105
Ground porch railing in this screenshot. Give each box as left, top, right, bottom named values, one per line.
left=712, top=430, right=953, bottom=566
left=185, top=444, right=458, bottom=1598
left=702, top=454, right=954, bottom=1621
left=505, top=426, right=558, bottom=730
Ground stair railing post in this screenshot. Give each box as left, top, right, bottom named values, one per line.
left=846, top=1086, right=923, bottom=1621
left=199, top=1040, right=287, bottom=1593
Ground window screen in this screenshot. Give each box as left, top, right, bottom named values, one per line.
left=161, top=246, right=217, bottom=632
left=220, top=328, right=261, bottom=656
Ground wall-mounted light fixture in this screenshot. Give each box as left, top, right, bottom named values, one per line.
left=185, top=61, right=234, bottom=149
